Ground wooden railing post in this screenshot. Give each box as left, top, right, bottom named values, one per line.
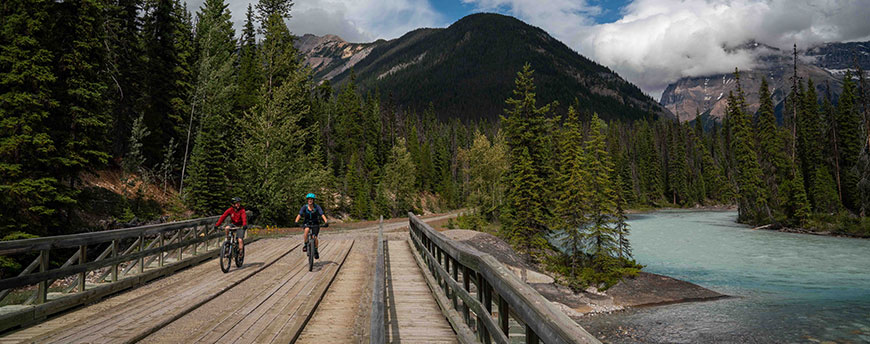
left=526, top=324, right=539, bottom=344
left=78, top=245, right=87, bottom=292
left=498, top=295, right=509, bottom=337
left=192, top=225, right=198, bottom=256
left=452, top=257, right=460, bottom=309
left=37, top=249, right=49, bottom=304
left=158, top=233, right=164, bottom=267
left=477, top=272, right=491, bottom=344
left=177, top=229, right=183, bottom=262
left=462, top=266, right=471, bottom=326
left=112, top=239, right=119, bottom=282
left=138, top=234, right=145, bottom=274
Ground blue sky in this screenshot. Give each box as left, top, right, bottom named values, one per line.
left=197, top=0, right=870, bottom=98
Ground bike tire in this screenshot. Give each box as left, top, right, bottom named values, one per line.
left=220, top=242, right=232, bottom=273
left=236, top=244, right=245, bottom=268
left=308, top=239, right=314, bottom=272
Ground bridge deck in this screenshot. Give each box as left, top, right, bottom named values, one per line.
left=0, top=215, right=465, bottom=344
left=385, top=240, right=457, bottom=344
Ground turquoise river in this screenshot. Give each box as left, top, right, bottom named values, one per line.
left=581, top=210, right=870, bottom=343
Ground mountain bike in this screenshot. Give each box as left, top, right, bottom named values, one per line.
left=219, top=225, right=245, bottom=273
left=299, top=222, right=328, bottom=272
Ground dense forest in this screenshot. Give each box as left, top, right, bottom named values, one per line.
left=2, top=0, right=868, bottom=287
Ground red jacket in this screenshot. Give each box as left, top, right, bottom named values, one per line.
left=216, top=207, right=247, bottom=227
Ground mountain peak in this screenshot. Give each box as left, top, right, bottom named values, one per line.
left=295, top=13, right=672, bottom=121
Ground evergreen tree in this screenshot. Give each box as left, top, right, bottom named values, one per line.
left=836, top=72, right=862, bottom=212
left=236, top=8, right=327, bottom=224
left=501, top=64, right=554, bottom=256
left=583, top=115, right=619, bottom=262
left=140, top=0, right=192, bottom=165
left=383, top=138, right=416, bottom=216
left=667, top=123, right=688, bottom=205
left=52, top=0, right=112, bottom=187
left=124, top=113, right=149, bottom=174
left=0, top=0, right=61, bottom=235
left=184, top=0, right=237, bottom=214
left=236, top=4, right=261, bottom=115
left=553, top=107, right=591, bottom=275
left=106, top=0, right=145, bottom=157
left=756, top=78, right=790, bottom=215
left=727, top=70, right=770, bottom=224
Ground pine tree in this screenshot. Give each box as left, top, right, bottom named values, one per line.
left=236, top=4, right=262, bottom=115
left=756, top=78, right=790, bottom=216
left=0, top=0, right=61, bottom=235
left=667, top=123, right=688, bottom=205
left=106, top=0, right=145, bottom=157
left=124, top=113, right=149, bottom=174
left=383, top=138, right=416, bottom=216
left=501, top=64, right=555, bottom=256
left=553, top=107, right=591, bottom=276
left=236, top=7, right=327, bottom=225
left=727, top=69, right=770, bottom=224
left=53, top=0, right=112, bottom=175
left=836, top=72, right=862, bottom=213
left=184, top=0, right=237, bottom=214
left=141, top=0, right=192, bottom=165
left=584, top=115, right=619, bottom=263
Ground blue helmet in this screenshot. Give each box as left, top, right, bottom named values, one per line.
left=305, top=193, right=316, bottom=200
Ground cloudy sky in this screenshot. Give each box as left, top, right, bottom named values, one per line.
left=189, top=0, right=870, bottom=98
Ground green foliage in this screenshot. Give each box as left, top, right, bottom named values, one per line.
left=458, top=131, right=508, bottom=221
left=727, top=70, right=769, bottom=224
left=501, top=64, right=555, bottom=257
left=445, top=213, right=488, bottom=231
left=383, top=138, right=417, bottom=217
left=184, top=0, right=237, bottom=215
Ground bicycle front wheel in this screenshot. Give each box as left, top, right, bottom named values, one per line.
left=220, top=242, right=232, bottom=273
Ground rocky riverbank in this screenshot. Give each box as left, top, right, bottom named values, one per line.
left=441, top=230, right=727, bottom=319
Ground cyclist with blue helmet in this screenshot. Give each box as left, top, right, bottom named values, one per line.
left=295, top=193, right=327, bottom=258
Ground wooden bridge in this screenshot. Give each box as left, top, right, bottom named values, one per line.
left=0, top=214, right=600, bottom=343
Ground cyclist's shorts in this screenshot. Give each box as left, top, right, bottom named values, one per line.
left=306, top=225, right=320, bottom=237
left=225, top=226, right=246, bottom=239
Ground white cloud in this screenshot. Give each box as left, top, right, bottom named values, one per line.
left=462, top=0, right=870, bottom=98
left=186, top=0, right=445, bottom=43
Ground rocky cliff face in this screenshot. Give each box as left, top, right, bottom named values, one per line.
left=661, top=41, right=869, bottom=122
left=294, top=34, right=374, bottom=82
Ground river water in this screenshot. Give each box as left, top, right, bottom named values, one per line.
left=580, top=210, right=870, bottom=343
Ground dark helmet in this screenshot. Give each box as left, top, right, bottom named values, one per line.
left=231, top=197, right=242, bottom=204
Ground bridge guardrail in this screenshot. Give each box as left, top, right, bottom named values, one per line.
left=408, top=213, right=601, bottom=344
left=0, top=216, right=221, bottom=332
left=370, top=216, right=385, bottom=343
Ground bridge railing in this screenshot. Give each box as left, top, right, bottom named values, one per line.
left=408, top=213, right=600, bottom=344
left=370, top=216, right=385, bottom=343
left=0, top=216, right=221, bottom=332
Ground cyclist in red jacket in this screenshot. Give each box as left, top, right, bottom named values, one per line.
left=215, top=197, right=247, bottom=255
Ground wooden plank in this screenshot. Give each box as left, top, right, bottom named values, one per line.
left=0, top=238, right=293, bottom=343
left=407, top=238, right=477, bottom=344
left=370, top=217, right=385, bottom=344
left=385, top=240, right=457, bottom=344
left=409, top=213, right=602, bottom=344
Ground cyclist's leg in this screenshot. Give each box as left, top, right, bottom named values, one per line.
left=236, top=227, right=245, bottom=252
left=303, top=226, right=310, bottom=251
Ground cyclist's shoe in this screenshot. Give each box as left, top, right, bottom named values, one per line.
left=314, top=248, right=319, bottom=259
left=303, top=241, right=308, bottom=252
